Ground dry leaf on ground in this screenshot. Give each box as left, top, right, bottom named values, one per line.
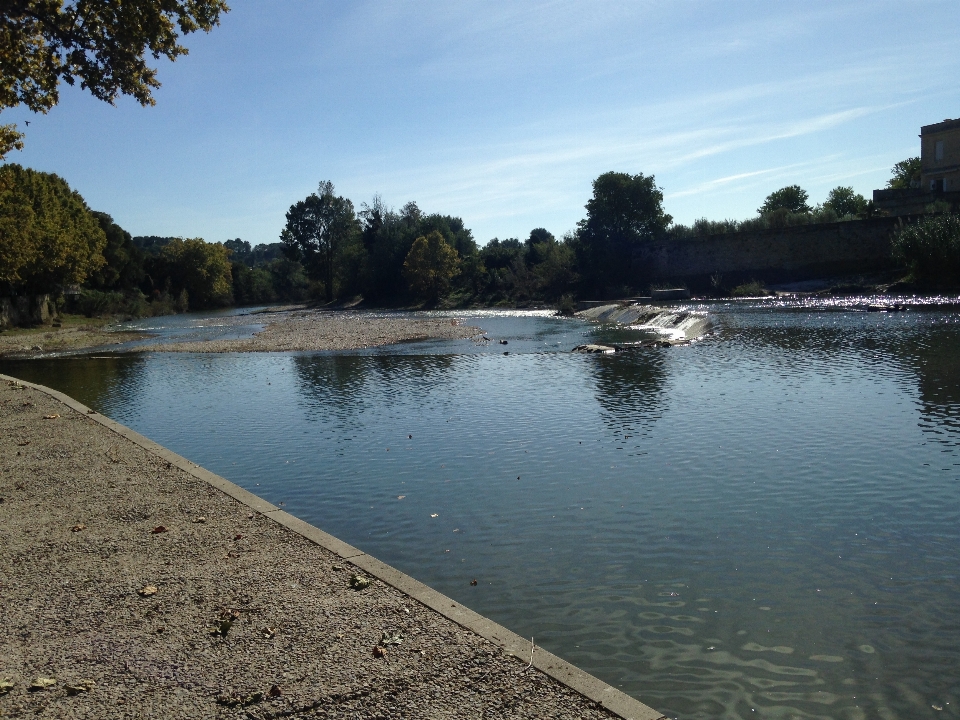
left=138, top=585, right=158, bottom=597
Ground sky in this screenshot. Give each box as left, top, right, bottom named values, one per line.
left=5, top=0, right=960, bottom=246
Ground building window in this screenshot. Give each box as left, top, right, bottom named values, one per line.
left=931, top=179, right=938, bottom=191
left=936, top=140, right=944, bottom=161
left=945, top=178, right=949, bottom=192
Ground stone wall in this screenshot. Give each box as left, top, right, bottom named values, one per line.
left=0, top=295, right=57, bottom=331
left=635, top=216, right=906, bottom=292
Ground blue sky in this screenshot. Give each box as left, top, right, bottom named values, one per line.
left=5, top=0, right=959, bottom=246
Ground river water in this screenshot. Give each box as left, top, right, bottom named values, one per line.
left=3, top=300, right=959, bottom=720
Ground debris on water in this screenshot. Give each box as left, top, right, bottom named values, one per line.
left=350, top=574, right=372, bottom=590
left=408, top=434, right=412, bottom=439
left=499, top=339, right=508, bottom=344
left=470, top=579, right=478, bottom=586
left=572, top=344, right=615, bottom=354
left=430, top=513, right=438, bottom=518
left=397, top=495, right=405, bottom=500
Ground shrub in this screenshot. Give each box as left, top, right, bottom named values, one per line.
left=892, top=214, right=960, bottom=287
left=731, top=280, right=768, bottom=297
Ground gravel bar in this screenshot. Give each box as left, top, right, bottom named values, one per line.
left=137, top=310, right=483, bottom=353
left=0, top=376, right=663, bottom=719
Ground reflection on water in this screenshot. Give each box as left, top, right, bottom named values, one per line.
left=3, top=304, right=960, bottom=720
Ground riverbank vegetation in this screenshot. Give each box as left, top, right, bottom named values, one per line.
left=2, top=155, right=957, bottom=328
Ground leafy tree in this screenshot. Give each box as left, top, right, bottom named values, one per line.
left=0, top=0, right=229, bottom=158
left=887, top=157, right=922, bottom=190
left=759, top=185, right=811, bottom=215
left=151, top=237, right=232, bottom=309
left=823, top=187, right=867, bottom=218
left=88, top=212, right=144, bottom=290
left=574, top=171, right=671, bottom=295
left=403, top=230, right=460, bottom=301
left=892, top=214, right=960, bottom=287
left=0, top=163, right=105, bottom=294
left=281, top=181, right=358, bottom=302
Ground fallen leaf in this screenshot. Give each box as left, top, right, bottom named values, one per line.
left=0, top=680, right=14, bottom=695
left=193, top=516, right=206, bottom=523
left=29, top=677, right=56, bottom=691
left=16, top=440, right=29, bottom=446
left=150, top=526, right=167, bottom=534
left=332, top=565, right=344, bottom=571
left=65, top=679, right=95, bottom=696
left=138, top=585, right=158, bottom=597
left=263, top=627, right=276, bottom=639
left=42, top=414, right=60, bottom=420
left=268, top=684, right=282, bottom=697
left=373, top=646, right=386, bottom=658
left=71, top=524, right=86, bottom=532
left=349, top=574, right=372, bottom=590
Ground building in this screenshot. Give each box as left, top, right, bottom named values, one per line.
left=873, top=117, right=960, bottom=216
left=921, top=118, right=960, bottom=193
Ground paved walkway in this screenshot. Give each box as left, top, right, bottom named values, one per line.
left=0, top=376, right=662, bottom=719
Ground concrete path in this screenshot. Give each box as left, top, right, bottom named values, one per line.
left=0, top=375, right=663, bottom=720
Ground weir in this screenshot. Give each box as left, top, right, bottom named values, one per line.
left=576, top=303, right=713, bottom=342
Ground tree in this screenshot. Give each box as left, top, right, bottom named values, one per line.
left=280, top=181, right=358, bottom=302
left=574, top=171, right=671, bottom=295
left=887, top=157, right=922, bottom=190
left=403, top=230, right=460, bottom=301
left=152, top=237, right=232, bottom=309
left=87, top=212, right=144, bottom=290
left=758, top=185, right=811, bottom=215
left=823, top=186, right=867, bottom=218
left=0, top=0, right=229, bottom=158
left=0, top=163, right=105, bottom=294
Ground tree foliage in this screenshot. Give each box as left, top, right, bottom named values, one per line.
left=151, top=237, right=232, bottom=309
left=0, top=163, right=105, bottom=293
left=887, top=157, right=921, bottom=190
left=823, top=186, right=867, bottom=218
left=759, top=185, right=811, bottom=215
left=403, top=230, right=460, bottom=301
left=892, top=214, right=960, bottom=287
left=573, top=171, right=671, bottom=296
left=281, top=181, right=359, bottom=302
left=0, top=0, right=229, bottom=157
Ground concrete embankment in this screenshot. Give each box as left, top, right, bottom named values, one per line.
left=0, top=375, right=663, bottom=720
left=577, top=303, right=712, bottom=342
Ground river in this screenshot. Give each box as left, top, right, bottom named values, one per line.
left=2, top=300, right=958, bottom=720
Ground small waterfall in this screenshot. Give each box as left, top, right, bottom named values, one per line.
left=576, top=303, right=712, bottom=342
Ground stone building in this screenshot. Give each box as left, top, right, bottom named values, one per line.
left=873, top=117, right=960, bottom=215
left=921, top=117, right=960, bottom=193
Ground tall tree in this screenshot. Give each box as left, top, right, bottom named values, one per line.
left=0, top=0, right=229, bottom=158
left=280, top=181, right=358, bottom=302
left=403, top=230, right=460, bottom=302
left=574, top=171, right=671, bottom=295
left=0, top=163, right=106, bottom=294
left=758, top=186, right=811, bottom=215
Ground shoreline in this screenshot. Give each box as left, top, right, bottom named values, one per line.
left=0, top=374, right=662, bottom=720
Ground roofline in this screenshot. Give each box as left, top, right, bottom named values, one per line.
left=921, top=118, right=960, bottom=134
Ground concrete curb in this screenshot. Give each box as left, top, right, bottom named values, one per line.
left=2, top=373, right=665, bottom=720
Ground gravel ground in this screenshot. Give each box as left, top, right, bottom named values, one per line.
left=137, top=310, right=482, bottom=353
left=0, top=379, right=619, bottom=719
left=0, top=326, right=148, bottom=358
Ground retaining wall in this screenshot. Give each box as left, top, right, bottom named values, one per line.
left=636, top=216, right=906, bottom=291
left=0, top=294, right=57, bottom=331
